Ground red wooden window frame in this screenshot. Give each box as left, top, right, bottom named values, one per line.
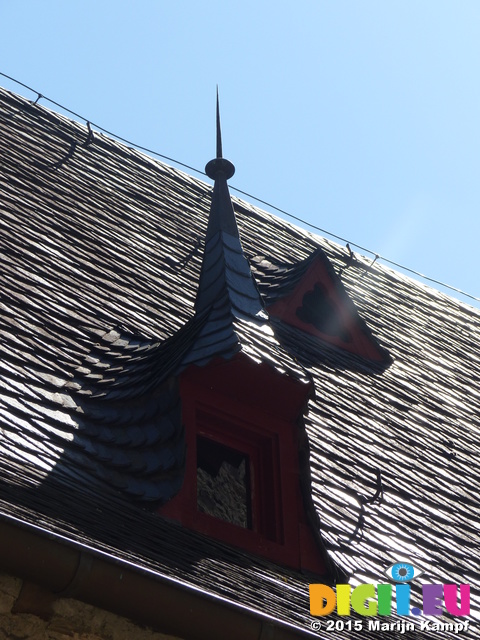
left=159, top=356, right=327, bottom=574
left=174, top=377, right=299, bottom=567
left=195, top=410, right=283, bottom=542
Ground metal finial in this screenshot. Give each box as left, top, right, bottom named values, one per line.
left=216, top=87, right=223, bottom=159
left=205, top=89, right=235, bottom=180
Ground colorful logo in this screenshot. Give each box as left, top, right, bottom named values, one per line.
left=309, top=561, right=471, bottom=618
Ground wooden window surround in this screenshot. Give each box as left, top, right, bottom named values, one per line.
left=159, top=356, right=327, bottom=575
left=195, top=412, right=282, bottom=543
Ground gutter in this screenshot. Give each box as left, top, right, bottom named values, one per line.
left=0, top=513, right=317, bottom=640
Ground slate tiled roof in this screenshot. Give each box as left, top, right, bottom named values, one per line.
left=0, top=86, right=479, bottom=638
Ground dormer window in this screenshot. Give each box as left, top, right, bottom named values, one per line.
left=192, top=401, right=284, bottom=545
left=159, top=356, right=327, bottom=575
left=263, top=249, right=390, bottom=364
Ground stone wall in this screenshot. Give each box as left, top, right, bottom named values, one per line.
left=0, top=573, right=180, bottom=640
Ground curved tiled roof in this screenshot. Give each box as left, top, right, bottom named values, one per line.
left=0, top=86, right=479, bottom=637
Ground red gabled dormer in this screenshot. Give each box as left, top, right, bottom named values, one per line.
left=258, top=249, right=391, bottom=365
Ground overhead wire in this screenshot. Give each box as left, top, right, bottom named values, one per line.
left=1, top=71, right=479, bottom=305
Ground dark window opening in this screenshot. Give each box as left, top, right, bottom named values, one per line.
left=196, top=436, right=252, bottom=529
left=296, top=282, right=352, bottom=343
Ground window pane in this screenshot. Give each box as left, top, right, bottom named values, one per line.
left=197, top=437, right=251, bottom=529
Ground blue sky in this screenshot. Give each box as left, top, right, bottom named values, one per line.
left=1, top=1, right=479, bottom=306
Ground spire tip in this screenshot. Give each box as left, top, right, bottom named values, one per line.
left=206, top=88, right=235, bottom=180
left=216, top=87, right=222, bottom=159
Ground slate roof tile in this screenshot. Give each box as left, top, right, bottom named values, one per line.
left=1, top=86, right=480, bottom=637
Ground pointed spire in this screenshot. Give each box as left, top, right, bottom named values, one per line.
left=194, top=91, right=265, bottom=319
left=203, top=90, right=238, bottom=242
left=205, top=88, right=235, bottom=182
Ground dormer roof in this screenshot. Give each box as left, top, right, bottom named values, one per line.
left=195, top=94, right=263, bottom=317
left=174, top=95, right=308, bottom=382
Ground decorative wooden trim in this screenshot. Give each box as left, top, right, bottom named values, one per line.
left=267, top=253, right=389, bottom=362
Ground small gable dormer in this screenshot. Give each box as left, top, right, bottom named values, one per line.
left=258, top=249, right=390, bottom=364
left=158, top=97, right=330, bottom=576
